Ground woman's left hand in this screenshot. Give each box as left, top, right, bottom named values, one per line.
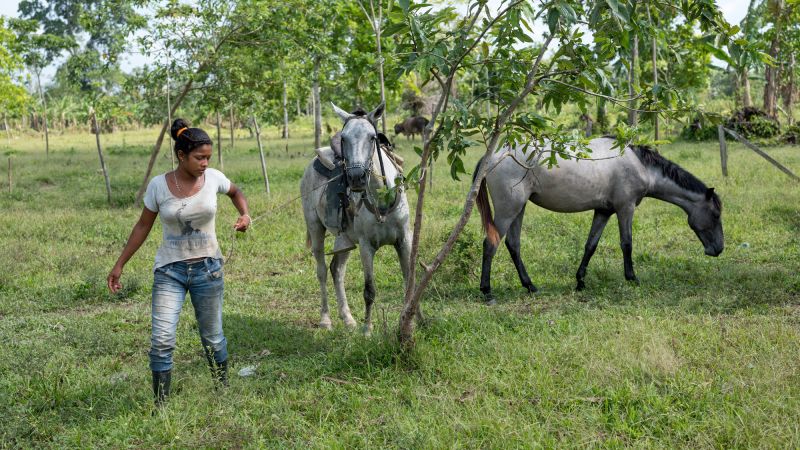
left=234, top=214, right=251, bottom=232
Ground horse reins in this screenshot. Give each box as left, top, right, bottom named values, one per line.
left=223, top=173, right=342, bottom=263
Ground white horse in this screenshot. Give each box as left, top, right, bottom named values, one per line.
left=475, top=137, right=724, bottom=301
left=300, top=102, right=416, bottom=332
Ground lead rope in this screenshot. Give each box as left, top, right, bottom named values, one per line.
left=223, top=173, right=343, bottom=264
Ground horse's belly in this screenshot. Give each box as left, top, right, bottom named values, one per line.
left=529, top=192, right=609, bottom=212
left=529, top=169, right=613, bottom=212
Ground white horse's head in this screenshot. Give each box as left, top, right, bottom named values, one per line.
left=331, top=102, right=384, bottom=191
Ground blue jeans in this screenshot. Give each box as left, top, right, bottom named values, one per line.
left=149, top=257, right=227, bottom=372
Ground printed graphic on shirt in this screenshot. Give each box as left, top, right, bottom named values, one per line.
left=175, top=204, right=202, bottom=236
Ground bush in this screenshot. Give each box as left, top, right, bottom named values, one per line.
left=681, top=116, right=718, bottom=141
left=724, top=107, right=780, bottom=139
left=781, top=124, right=800, bottom=145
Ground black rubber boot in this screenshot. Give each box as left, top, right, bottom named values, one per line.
left=216, top=359, right=229, bottom=388
left=206, top=352, right=229, bottom=388
left=152, top=370, right=171, bottom=406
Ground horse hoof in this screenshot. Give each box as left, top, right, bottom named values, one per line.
left=484, top=296, right=497, bottom=306
left=344, top=320, right=358, bottom=330
left=626, top=276, right=640, bottom=285
left=362, top=324, right=373, bottom=336
left=319, top=321, right=333, bottom=330
left=525, top=284, right=538, bottom=294
left=575, top=281, right=585, bottom=291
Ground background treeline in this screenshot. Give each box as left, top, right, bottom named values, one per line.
left=1, top=0, right=799, bottom=150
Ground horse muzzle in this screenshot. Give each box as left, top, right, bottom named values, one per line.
left=346, top=166, right=368, bottom=191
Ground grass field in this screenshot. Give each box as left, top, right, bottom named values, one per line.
left=1, top=121, right=799, bottom=447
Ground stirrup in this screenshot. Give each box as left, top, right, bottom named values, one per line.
left=327, top=235, right=356, bottom=255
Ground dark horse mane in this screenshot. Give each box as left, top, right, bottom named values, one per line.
left=631, top=144, right=721, bottom=210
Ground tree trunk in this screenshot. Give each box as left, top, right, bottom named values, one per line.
left=398, top=34, right=555, bottom=345
left=375, top=1, right=387, bottom=134
left=282, top=77, right=290, bottom=154
left=650, top=26, right=658, bottom=140
left=296, top=96, right=302, bottom=116
left=782, top=52, right=795, bottom=125
left=740, top=67, right=752, bottom=108
left=166, top=71, right=174, bottom=170
left=282, top=78, right=289, bottom=139
left=4, top=113, right=10, bottom=146
left=229, top=105, right=235, bottom=151
left=628, top=33, right=639, bottom=126
left=90, top=109, right=113, bottom=207
left=309, top=90, right=314, bottom=121
left=313, top=56, right=322, bottom=149
left=252, top=114, right=270, bottom=195
left=134, top=79, right=194, bottom=207
left=764, top=34, right=780, bottom=118
left=36, top=71, right=50, bottom=158
left=596, top=98, right=607, bottom=133
left=216, top=109, right=223, bottom=169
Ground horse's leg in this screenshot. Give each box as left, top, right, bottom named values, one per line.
left=504, top=206, right=537, bottom=294
left=330, top=249, right=357, bottom=328
left=616, top=205, right=638, bottom=283
left=480, top=208, right=521, bottom=305
left=359, top=243, right=377, bottom=335
left=309, top=225, right=332, bottom=329
left=575, top=209, right=613, bottom=291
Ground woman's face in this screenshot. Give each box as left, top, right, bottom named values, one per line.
left=179, top=144, right=212, bottom=177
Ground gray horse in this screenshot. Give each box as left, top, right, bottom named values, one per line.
left=301, top=102, right=415, bottom=332
left=475, top=137, right=723, bottom=301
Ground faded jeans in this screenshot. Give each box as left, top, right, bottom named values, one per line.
left=149, top=257, right=227, bottom=372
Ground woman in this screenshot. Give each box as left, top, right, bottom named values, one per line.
left=107, top=119, right=250, bottom=405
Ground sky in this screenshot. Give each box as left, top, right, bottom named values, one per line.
left=1, top=0, right=751, bottom=82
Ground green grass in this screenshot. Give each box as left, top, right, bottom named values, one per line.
left=1, top=122, right=799, bottom=447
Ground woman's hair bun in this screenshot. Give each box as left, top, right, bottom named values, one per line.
left=170, top=118, right=191, bottom=141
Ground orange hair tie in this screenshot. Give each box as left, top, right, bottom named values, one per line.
left=176, top=127, right=188, bottom=138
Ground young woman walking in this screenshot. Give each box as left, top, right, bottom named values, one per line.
left=108, top=119, right=250, bottom=405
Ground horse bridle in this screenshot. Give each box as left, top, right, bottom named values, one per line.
left=340, top=116, right=387, bottom=189
left=339, top=115, right=396, bottom=222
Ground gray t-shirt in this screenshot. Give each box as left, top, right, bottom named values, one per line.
left=143, top=168, right=231, bottom=269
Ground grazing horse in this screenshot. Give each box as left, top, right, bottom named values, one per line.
left=301, top=102, right=416, bottom=332
left=475, top=137, right=724, bottom=301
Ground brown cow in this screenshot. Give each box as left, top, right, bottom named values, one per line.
left=394, top=116, right=429, bottom=140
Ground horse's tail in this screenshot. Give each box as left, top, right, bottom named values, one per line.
left=474, top=157, right=500, bottom=247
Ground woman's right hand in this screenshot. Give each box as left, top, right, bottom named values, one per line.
left=107, top=265, right=123, bottom=293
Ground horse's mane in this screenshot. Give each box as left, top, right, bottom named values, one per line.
left=632, top=145, right=721, bottom=210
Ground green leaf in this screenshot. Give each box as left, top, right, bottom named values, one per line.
left=605, top=0, right=630, bottom=24
left=399, top=0, right=410, bottom=14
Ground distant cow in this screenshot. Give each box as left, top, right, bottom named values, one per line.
left=394, top=116, right=429, bottom=140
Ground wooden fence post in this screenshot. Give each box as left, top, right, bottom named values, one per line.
left=252, top=114, right=271, bottom=196
left=7, top=156, right=11, bottom=194
left=717, top=125, right=728, bottom=177
left=90, top=108, right=113, bottom=206
left=723, top=127, right=800, bottom=182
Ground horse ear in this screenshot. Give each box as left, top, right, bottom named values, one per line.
left=331, top=103, right=351, bottom=122
left=368, top=101, right=385, bottom=123
left=706, top=187, right=715, bottom=200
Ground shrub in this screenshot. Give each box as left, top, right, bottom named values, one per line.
left=781, top=124, right=800, bottom=145
left=681, top=116, right=718, bottom=141
left=724, top=107, right=780, bottom=139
